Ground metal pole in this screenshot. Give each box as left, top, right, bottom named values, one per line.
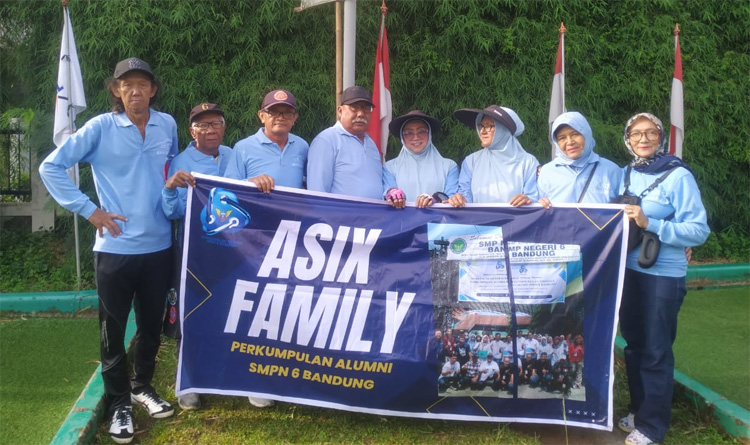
left=342, top=0, right=356, bottom=89
left=335, top=1, right=343, bottom=107
left=63, top=4, right=82, bottom=292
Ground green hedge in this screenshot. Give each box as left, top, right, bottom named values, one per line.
left=1, top=0, right=748, bottom=260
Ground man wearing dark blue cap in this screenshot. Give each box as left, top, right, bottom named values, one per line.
left=39, top=57, right=177, bottom=443
left=307, top=86, right=404, bottom=206
left=224, top=89, right=309, bottom=192
left=161, top=102, right=232, bottom=411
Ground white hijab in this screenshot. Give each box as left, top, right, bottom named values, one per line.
left=384, top=119, right=456, bottom=200
left=466, top=107, right=539, bottom=203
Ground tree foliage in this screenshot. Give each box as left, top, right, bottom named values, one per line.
left=1, top=0, right=748, bottom=260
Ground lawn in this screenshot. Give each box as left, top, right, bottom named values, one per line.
left=94, top=338, right=740, bottom=444
left=674, top=286, right=750, bottom=410
left=1, top=287, right=745, bottom=444
left=0, top=315, right=100, bottom=445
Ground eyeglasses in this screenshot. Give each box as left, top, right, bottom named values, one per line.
left=402, top=129, right=429, bottom=139
left=192, top=121, right=225, bottom=130
left=628, top=129, right=660, bottom=141
left=346, top=103, right=374, bottom=113
left=263, top=109, right=296, bottom=119
left=477, top=124, right=495, bottom=132
left=556, top=131, right=583, bottom=144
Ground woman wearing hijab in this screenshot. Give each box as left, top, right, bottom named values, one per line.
left=617, top=113, right=709, bottom=445
left=383, top=110, right=459, bottom=208
left=448, top=105, right=539, bottom=207
left=473, top=335, right=492, bottom=356
left=537, top=111, right=622, bottom=207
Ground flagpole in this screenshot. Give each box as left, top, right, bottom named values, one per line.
left=61, top=0, right=82, bottom=292
left=335, top=1, right=343, bottom=107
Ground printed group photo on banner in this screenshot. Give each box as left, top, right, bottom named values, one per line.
left=175, top=174, right=628, bottom=430
left=428, top=223, right=586, bottom=402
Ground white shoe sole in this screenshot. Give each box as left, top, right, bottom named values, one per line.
left=248, top=397, right=275, bottom=408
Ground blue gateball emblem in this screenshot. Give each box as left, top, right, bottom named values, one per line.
left=201, top=188, right=250, bottom=235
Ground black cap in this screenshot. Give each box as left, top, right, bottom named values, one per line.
left=453, top=105, right=517, bottom=134
left=113, top=57, right=154, bottom=80
left=340, top=86, right=374, bottom=106
left=388, top=110, right=441, bottom=138
left=189, top=103, right=224, bottom=123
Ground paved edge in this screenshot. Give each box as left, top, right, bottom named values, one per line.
left=614, top=336, right=750, bottom=440
left=0, top=263, right=746, bottom=443
left=49, top=311, right=136, bottom=445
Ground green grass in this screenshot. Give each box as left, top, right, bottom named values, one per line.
left=93, top=337, right=739, bottom=444
left=674, top=286, right=750, bottom=410
left=95, top=338, right=539, bottom=444
left=0, top=315, right=100, bottom=445
left=613, top=360, right=739, bottom=445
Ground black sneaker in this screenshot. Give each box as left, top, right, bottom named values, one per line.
left=109, top=406, right=134, bottom=444
left=131, top=387, right=174, bottom=419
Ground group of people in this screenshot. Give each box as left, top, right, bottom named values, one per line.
left=38, top=57, right=710, bottom=445
left=432, top=329, right=583, bottom=396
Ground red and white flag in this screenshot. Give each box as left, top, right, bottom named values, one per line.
left=367, top=1, right=392, bottom=161
left=548, top=23, right=566, bottom=159
left=53, top=3, right=86, bottom=148
left=669, top=24, right=684, bottom=159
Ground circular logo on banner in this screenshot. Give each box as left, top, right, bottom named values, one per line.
left=450, top=238, right=467, bottom=254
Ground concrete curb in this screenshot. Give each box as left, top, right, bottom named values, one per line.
left=687, top=263, right=750, bottom=289
left=614, top=336, right=750, bottom=440
left=49, top=312, right=136, bottom=445
left=0, top=290, right=98, bottom=313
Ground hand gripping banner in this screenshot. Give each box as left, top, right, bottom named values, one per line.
left=177, top=174, right=628, bottom=431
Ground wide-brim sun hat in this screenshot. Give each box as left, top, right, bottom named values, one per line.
left=453, top=105, right=517, bottom=135
left=388, top=110, right=441, bottom=139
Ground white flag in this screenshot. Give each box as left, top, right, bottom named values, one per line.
left=53, top=6, right=86, bottom=148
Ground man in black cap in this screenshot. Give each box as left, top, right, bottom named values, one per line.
left=307, top=86, right=404, bottom=206
left=224, top=89, right=309, bottom=192
left=161, top=102, right=232, bottom=411
left=39, top=57, right=177, bottom=444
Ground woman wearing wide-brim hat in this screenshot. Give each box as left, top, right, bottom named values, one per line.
left=448, top=105, right=539, bottom=207
left=383, top=110, right=458, bottom=208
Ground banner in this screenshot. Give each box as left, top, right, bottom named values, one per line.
left=177, top=174, right=628, bottom=431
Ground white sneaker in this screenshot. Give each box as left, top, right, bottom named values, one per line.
left=618, top=412, right=635, bottom=433
left=248, top=397, right=275, bottom=408
left=109, top=406, right=134, bottom=444
left=625, top=429, right=655, bottom=445
left=131, top=387, right=175, bottom=418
